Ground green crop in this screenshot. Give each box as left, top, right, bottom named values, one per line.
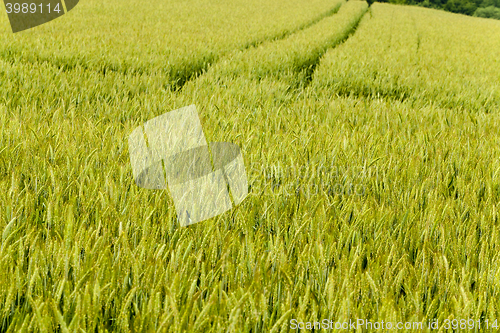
left=1, top=1, right=500, bottom=331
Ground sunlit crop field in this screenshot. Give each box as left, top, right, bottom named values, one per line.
left=1, top=0, right=500, bottom=331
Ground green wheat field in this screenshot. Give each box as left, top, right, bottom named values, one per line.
left=1, top=0, right=500, bottom=331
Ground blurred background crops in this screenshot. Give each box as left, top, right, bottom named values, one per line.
left=1, top=0, right=500, bottom=331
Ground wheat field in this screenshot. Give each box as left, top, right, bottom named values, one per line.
left=1, top=0, right=500, bottom=331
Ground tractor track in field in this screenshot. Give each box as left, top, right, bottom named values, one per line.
left=301, top=6, right=370, bottom=89
left=186, top=1, right=370, bottom=93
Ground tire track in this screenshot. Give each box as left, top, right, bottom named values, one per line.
left=189, top=1, right=369, bottom=91
left=302, top=3, right=369, bottom=88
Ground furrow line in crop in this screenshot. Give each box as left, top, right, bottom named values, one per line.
left=172, top=0, right=345, bottom=90
left=301, top=3, right=369, bottom=88
left=195, top=1, right=369, bottom=90
left=241, top=1, right=344, bottom=50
